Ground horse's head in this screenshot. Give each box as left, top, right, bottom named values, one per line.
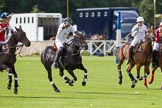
left=142, top=27, right=153, bottom=54
left=145, top=33, right=153, bottom=44
left=145, top=26, right=154, bottom=44
left=12, top=25, right=31, bottom=47
left=74, top=31, right=88, bottom=50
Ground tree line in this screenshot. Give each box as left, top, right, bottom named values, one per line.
left=0, top=0, right=162, bottom=26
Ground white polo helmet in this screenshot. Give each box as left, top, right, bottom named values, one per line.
left=159, top=22, right=162, bottom=27
left=136, top=16, right=144, bottom=22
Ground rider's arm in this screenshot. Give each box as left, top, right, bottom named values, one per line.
left=131, top=25, right=139, bottom=37
left=0, top=27, right=6, bottom=34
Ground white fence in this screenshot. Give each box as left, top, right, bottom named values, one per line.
left=86, top=40, right=116, bottom=56
left=18, top=40, right=123, bottom=56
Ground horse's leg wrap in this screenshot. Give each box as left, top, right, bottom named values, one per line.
left=14, top=77, right=18, bottom=88
left=132, top=78, right=138, bottom=86
left=50, top=81, right=60, bottom=93
left=131, top=76, right=139, bottom=88
left=118, top=70, right=123, bottom=85
left=118, top=70, right=123, bottom=79
left=82, top=72, right=88, bottom=86
left=62, top=75, right=70, bottom=83
left=83, top=72, right=88, bottom=82
left=127, top=72, right=135, bottom=81
left=7, top=69, right=12, bottom=90
left=13, top=77, right=18, bottom=94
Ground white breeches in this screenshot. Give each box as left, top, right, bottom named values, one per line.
left=153, top=42, right=162, bottom=51
left=55, top=40, right=65, bottom=50
left=55, top=39, right=72, bottom=50
left=130, top=38, right=145, bottom=47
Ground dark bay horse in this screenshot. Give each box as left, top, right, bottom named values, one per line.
left=117, top=30, right=153, bottom=88
left=149, top=46, right=162, bottom=84
left=41, top=32, right=88, bottom=93
left=0, top=25, right=31, bottom=94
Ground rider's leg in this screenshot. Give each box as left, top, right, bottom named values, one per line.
left=0, top=43, right=2, bottom=52
left=152, top=42, right=159, bottom=68
left=52, top=47, right=64, bottom=69
left=152, top=50, right=158, bottom=68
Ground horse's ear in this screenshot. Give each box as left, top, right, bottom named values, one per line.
left=19, top=25, right=22, bottom=29
left=82, top=31, right=85, bottom=35
left=15, top=26, right=18, bottom=31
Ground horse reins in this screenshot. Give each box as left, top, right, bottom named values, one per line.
left=7, top=30, right=25, bottom=57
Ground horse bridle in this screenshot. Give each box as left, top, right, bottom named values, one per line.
left=8, top=30, right=25, bottom=56
left=67, top=36, right=85, bottom=56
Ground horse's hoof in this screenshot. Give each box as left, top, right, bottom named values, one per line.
left=118, top=79, right=122, bottom=85
left=55, top=89, right=60, bottom=93
left=149, top=78, right=154, bottom=84
left=139, top=76, right=143, bottom=80
left=131, top=84, right=135, bottom=88
left=14, top=88, right=18, bottom=94
left=69, top=83, right=73, bottom=86
left=65, top=80, right=70, bottom=83
left=82, top=81, right=86, bottom=86
left=149, top=81, right=152, bottom=84
left=145, top=86, right=148, bottom=89
left=7, top=84, right=11, bottom=90
left=68, top=81, right=73, bottom=86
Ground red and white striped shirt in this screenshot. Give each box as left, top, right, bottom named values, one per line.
left=0, top=23, right=8, bottom=41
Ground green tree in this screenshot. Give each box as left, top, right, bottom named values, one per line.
left=1, top=0, right=162, bottom=26
left=139, top=0, right=154, bottom=26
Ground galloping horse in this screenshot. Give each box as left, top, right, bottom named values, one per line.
left=117, top=29, right=153, bottom=88
left=41, top=32, right=88, bottom=92
left=149, top=46, right=162, bottom=84
left=0, top=25, right=31, bottom=94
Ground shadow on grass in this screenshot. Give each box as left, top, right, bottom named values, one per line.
left=0, top=95, right=92, bottom=99
left=75, top=91, right=146, bottom=96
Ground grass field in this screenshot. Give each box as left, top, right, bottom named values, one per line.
left=0, top=55, right=162, bottom=108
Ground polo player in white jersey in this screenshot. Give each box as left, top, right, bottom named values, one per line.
left=127, top=16, right=147, bottom=64
left=52, top=17, right=77, bottom=69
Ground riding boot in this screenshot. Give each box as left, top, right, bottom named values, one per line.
left=152, top=50, right=157, bottom=68
left=52, top=47, right=64, bottom=69
left=126, top=46, right=134, bottom=64
left=0, top=43, right=2, bottom=52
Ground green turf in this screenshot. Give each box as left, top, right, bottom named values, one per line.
left=0, top=55, right=162, bottom=108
